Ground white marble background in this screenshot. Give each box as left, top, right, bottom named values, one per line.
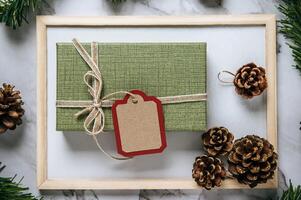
left=0, top=0, right=300, bottom=199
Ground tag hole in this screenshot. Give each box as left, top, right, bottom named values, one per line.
left=132, top=98, right=138, bottom=104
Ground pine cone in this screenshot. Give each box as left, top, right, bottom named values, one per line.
left=0, top=84, right=24, bottom=133
left=228, top=135, right=278, bottom=188
left=202, top=127, right=234, bottom=156
left=192, top=155, right=226, bottom=190
left=233, top=63, right=267, bottom=98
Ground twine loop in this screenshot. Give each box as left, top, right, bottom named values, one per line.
left=217, top=70, right=235, bottom=84
left=70, top=39, right=137, bottom=160
left=71, top=39, right=138, bottom=137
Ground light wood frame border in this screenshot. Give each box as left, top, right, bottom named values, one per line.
left=37, top=15, right=277, bottom=190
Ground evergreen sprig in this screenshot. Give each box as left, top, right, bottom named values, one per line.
left=0, top=162, right=40, bottom=200
left=278, top=0, right=301, bottom=74
left=281, top=180, right=301, bottom=200
left=0, top=0, right=42, bottom=29
left=108, top=0, right=126, bottom=5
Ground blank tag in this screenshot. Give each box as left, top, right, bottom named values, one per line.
left=112, top=90, right=167, bottom=157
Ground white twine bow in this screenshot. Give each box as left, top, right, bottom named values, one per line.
left=72, top=39, right=135, bottom=160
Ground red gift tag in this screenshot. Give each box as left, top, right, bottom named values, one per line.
left=112, top=90, right=167, bottom=157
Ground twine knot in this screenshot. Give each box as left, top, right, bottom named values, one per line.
left=93, top=101, right=102, bottom=108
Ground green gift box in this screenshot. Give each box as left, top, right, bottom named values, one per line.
left=56, top=42, right=207, bottom=132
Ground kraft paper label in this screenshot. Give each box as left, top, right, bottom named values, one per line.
left=112, top=90, right=167, bottom=157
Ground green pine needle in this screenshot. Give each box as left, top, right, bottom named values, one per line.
left=281, top=180, right=301, bottom=200
left=0, top=162, right=40, bottom=200
left=108, top=0, right=126, bottom=5
left=0, top=0, right=42, bottom=29
left=278, top=0, right=301, bottom=74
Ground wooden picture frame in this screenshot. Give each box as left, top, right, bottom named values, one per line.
left=37, top=15, right=277, bottom=190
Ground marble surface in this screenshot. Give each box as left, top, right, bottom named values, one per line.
left=0, top=0, right=300, bottom=199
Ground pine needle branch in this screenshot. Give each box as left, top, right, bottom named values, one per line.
left=278, top=0, right=301, bottom=74
left=0, top=162, right=41, bottom=200
left=280, top=180, right=301, bottom=200
left=108, top=0, right=126, bottom=5
left=0, top=0, right=42, bottom=29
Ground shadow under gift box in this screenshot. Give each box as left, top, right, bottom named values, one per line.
left=56, top=43, right=207, bottom=132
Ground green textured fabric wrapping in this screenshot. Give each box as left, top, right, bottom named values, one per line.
left=56, top=43, right=207, bottom=132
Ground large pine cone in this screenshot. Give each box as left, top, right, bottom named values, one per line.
left=202, top=127, right=234, bottom=156
left=0, top=84, right=24, bottom=133
left=228, top=135, right=278, bottom=188
left=233, top=63, right=267, bottom=99
left=192, top=155, right=226, bottom=190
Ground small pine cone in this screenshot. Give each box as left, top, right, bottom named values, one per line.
left=228, top=135, right=278, bottom=188
left=192, top=155, right=226, bottom=190
left=233, top=63, right=267, bottom=98
left=0, top=84, right=24, bottom=134
left=202, top=127, right=234, bottom=156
